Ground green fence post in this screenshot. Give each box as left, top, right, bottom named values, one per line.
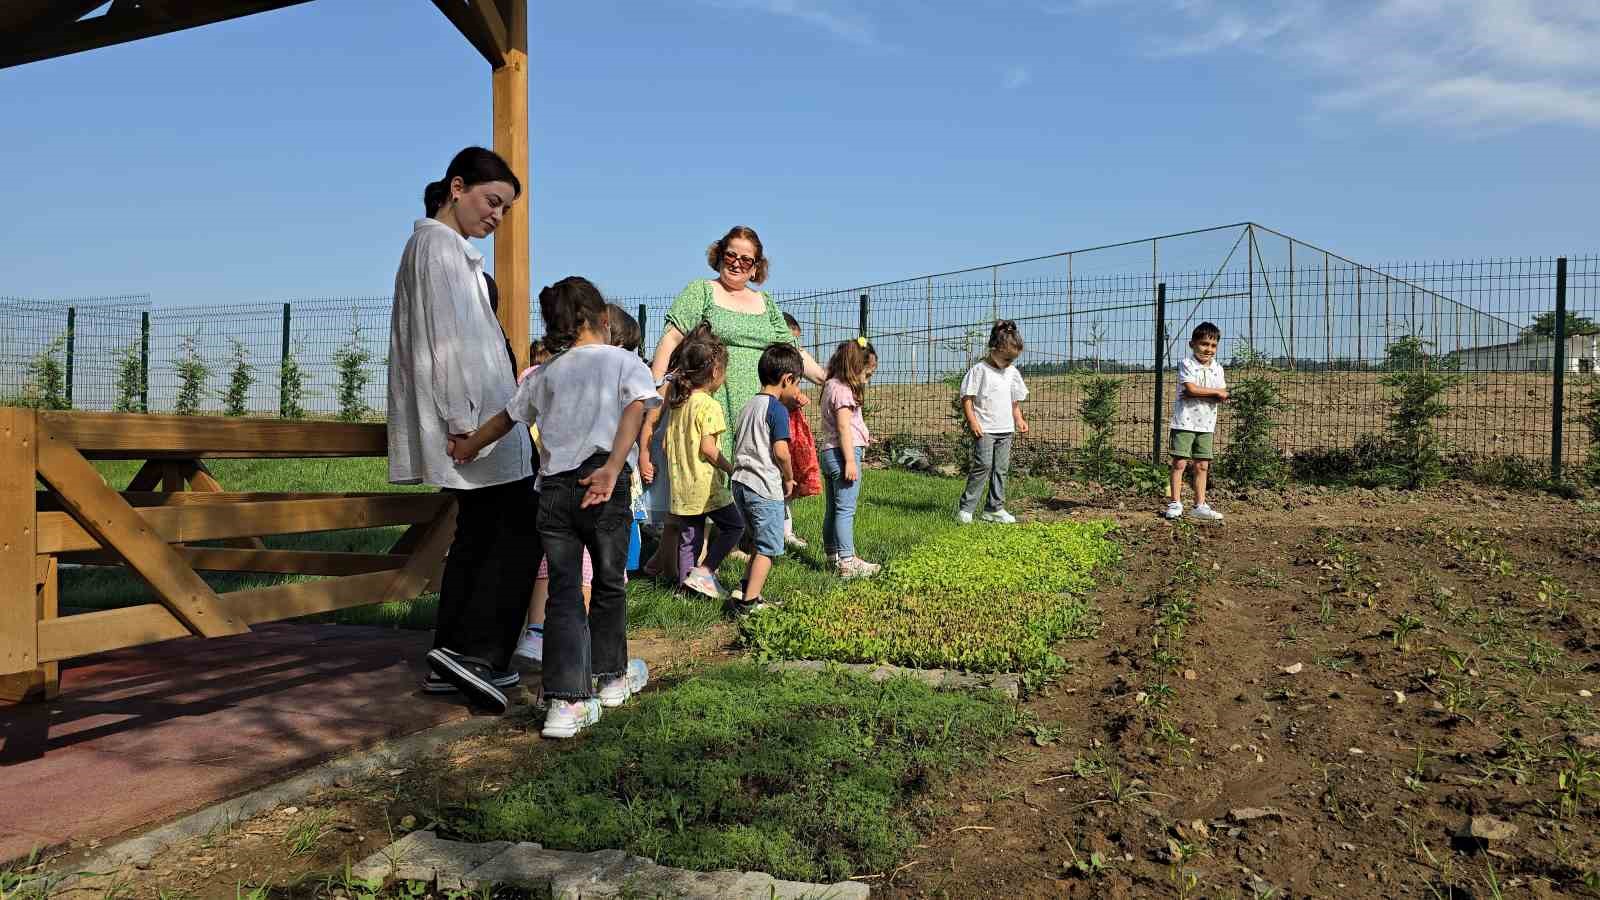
left=139, top=311, right=150, bottom=413
left=858, top=292, right=870, bottom=338
left=1152, top=283, right=1166, bottom=465
left=1551, top=257, right=1568, bottom=480
left=64, top=306, right=76, bottom=409
left=280, top=302, right=292, bottom=418
left=637, top=303, right=648, bottom=361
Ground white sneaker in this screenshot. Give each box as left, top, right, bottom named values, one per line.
left=597, top=659, right=650, bottom=708
left=784, top=531, right=809, bottom=550
left=681, top=567, right=726, bottom=600
left=836, top=556, right=880, bottom=579
left=1189, top=504, right=1223, bottom=522
left=512, top=627, right=543, bottom=665
left=1163, top=501, right=1183, bottom=519
left=542, top=698, right=602, bottom=739
left=980, top=509, right=1017, bottom=524
left=955, top=510, right=973, bottom=524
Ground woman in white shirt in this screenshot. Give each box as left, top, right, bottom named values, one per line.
left=387, top=146, right=536, bottom=714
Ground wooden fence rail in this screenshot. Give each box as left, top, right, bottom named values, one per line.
left=0, top=409, right=453, bottom=703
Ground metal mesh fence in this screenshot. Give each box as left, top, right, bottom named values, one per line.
left=5, top=224, right=1596, bottom=473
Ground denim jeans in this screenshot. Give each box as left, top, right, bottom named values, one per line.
left=538, top=454, right=632, bottom=701
left=819, top=446, right=865, bottom=558
left=435, top=477, right=541, bottom=671
left=957, top=432, right=1014, bottom=515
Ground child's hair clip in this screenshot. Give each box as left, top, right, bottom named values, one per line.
left=855, top=335, right=868, bottom=348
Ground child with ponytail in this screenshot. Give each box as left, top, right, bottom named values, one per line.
left=818, top=337, right=880, bottom=578
left=956, top=320, right=1030, bottom=524
left=664, top=330, right=747, bottom=599
left=449, top=276, right=658, bottom=739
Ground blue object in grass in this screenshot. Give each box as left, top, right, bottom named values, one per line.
left=626, top=509, right=644, bottom=571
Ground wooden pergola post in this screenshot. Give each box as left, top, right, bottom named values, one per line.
left=492, top=0, right=530, bottom=371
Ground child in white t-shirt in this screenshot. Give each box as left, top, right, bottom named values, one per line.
left=956, top=320, right=1030, bottom=524
left=1165, top=321, right=1228, bottom=522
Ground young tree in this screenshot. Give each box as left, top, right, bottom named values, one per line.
left=333, top=321, right=373, bottom=422
left=222, top=338, right=255, bottom=417
left=172, top=333, right=211, bottom=416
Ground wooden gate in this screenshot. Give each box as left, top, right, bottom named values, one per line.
left=0, top=410, right=454, bottom=703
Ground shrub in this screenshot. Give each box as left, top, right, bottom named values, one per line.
left=468, top=664, right=1016, bottom=883
left=172, top=333, right=211, bottom=416
left=19, top=336, right=69, bottom=410
left=1216, top=374, right=1287, bottom=487
left=279, top=344, right=307, bottom=420
left=113, top=341, right=144, bottom=413
left=741, top=521, right=1116, bottom=673
left=1582, top=377, right=1600, bottom=487
left=1380, top=336, right=1461, bottom=489
left=222, top=338, right=254, bottom=417
left=1078, top=376, right=1120, bottom=482
left=332, top=322, right=373, bottom=422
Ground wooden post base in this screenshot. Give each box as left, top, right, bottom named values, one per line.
left=0, top=557, right=59, bottom=703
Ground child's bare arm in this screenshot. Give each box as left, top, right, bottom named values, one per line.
left=449, top=410, right=514, bottom=463
left=772, top=440, right=795, bottom=496
left=961, top=396, right=982, bottom=436
left=578, top=399, right=646, bottom=508
left=699, top=433, right=735, bottom=475
left=1180, top=381, right=1229, bottom=401
left=1011, top=400, right=1029, bottom=434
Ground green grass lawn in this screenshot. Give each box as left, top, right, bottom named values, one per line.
left=62, top=459, right=1054, bottom=634
left=461, top=662, right=1018, bottom=882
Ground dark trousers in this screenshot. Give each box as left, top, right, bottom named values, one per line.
left=672, top=502, right=745, bottom=581
left=539, top=454, right=633, bottom=701
left=434, top=477, right=542, bottom=672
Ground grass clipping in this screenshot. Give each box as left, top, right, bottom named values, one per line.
left=742, top=521, right=1117, bottom=673
left=468, top=664, right=1016, bottom=882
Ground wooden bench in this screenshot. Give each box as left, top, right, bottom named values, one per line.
left=0, top=410, right=454, bottom=703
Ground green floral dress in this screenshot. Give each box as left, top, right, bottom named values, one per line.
left=666, top=279, right=796, bottom=459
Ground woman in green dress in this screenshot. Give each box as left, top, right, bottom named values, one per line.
left=639, top=225, right=827, bottom=584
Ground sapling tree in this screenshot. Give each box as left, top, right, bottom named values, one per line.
left=332, top=321, right=373, bottom=422
left=1079, top=375, right=1120, bottom=482
left=1380, top=335, right=1460, bottom=488
left=279, top=343, right=307, bottom=420
left=1581, top=376, right=1600, bottom=487
left=22, top=336, right=69, bottom=410
left=113, top=340, right=144, bottom=413
left=172, top=333, right=211, bottom=416
left=1216, top=345, right=1287, bottom=486
left=222, top=338, right=254, bottom=417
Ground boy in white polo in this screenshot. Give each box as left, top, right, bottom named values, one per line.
left=1165, top=322, right=1228, bottom=521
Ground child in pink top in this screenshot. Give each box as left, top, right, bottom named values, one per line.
left=817, top=338, right=880, bottom=579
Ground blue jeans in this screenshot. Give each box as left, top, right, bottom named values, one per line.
left=538, top=454, right=632, bottom=701
left=819, top=446, right=864, bottom=558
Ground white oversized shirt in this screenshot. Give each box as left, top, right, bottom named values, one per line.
left=387, top=218, right=532, bottom=489
left=958, top=361, right=1029, bottom=434
left=1169, top=356, right=1227, bottom=434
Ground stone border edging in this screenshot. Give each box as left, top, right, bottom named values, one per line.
left=39, top=715, right=505, bottom=894
left=767, top=660, right=1021, bottom=699
left=352, top=830, right=869, bottom=899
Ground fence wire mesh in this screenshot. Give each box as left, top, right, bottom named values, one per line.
left=4, top=224, right=1595, bottom=474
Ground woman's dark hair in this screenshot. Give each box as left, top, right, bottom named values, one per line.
left=423, top=146, right=522, bottom=218
left=538, top=276, right=607, bottom=354
left=705, top=225, right=770, bottom=285
left=782, top=311, right=801, bottom=334
left=758, top=343, right=804, bottom=386
left=826, top=338, right=878, bottom=404
left=667, top=328, right=728, bottom=409
left=1192, top=321, right=1222, bottom=343
left=987, top=319, right=1024, bottom=359
left=606, top=303, right=642, bottom=352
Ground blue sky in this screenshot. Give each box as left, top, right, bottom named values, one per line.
left=2, top=0, right=1596, bottom=307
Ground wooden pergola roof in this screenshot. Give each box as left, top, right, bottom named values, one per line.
left=0, top=0, right=534, bottom=366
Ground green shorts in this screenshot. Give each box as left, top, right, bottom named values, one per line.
left=1169, top=429, right=1214, bottom=461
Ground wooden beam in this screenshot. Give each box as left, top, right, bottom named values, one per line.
left=1, top=558, right=59, bottom=701
left=34, top=421, right=246, bottom=638
left=61, top=546, right=409, bottom=576
left=0, top=0, right=318, bottom=70
left=429, top=0, right=503, bottom=67
left=0, top=409, right=39, bottom=677
left=492, top=0, right=530, bottom=371
left=38, top=504, right=456, bottom=663
left=37, top=412, right=386, bottom=458
left=469, top=0, right=508, bottom=59
left=124, top=460, right=165, bottom=491
left=37, top=490, right=401, bottom=512
left=183, top=460, right=269, bottom=550
left=38, top=493, right=450, bottom=553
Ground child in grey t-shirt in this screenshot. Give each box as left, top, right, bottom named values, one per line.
left=728, top=344, right=806, bottom=614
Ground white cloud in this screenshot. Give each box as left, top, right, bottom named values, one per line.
left=1092, top=0, right=1600, bottom=131
left=702, top=0, right=880, bottom=45
left=1003, top=64, right=1032, bottom=89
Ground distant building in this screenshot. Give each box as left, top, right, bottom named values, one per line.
left=1450, top=331, right=1600, bottom=374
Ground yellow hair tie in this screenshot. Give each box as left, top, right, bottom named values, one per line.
left=856, top=335, right=868, bottom=348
